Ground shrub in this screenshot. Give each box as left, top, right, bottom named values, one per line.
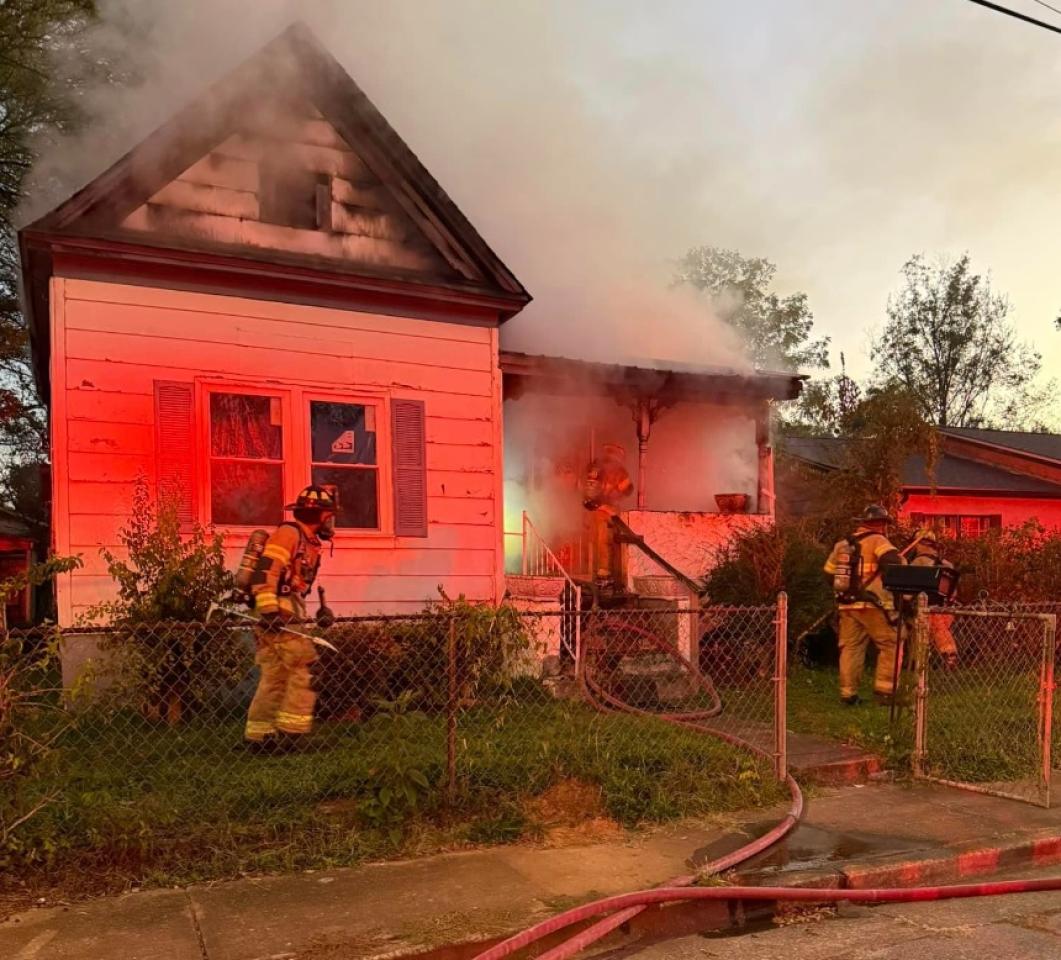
left=704, top=520, right=832, bottom=640
left=314, top=591, right=532, bottom=720
left=84, top=476, right=241, bottom=724
left=1, top=555, right=83, bottom=865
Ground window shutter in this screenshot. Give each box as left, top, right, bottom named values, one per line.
left=154, top=381, right=196, bottom=528
left=391, top=399, right=427, bottom=538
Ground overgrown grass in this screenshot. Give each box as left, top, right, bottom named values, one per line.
left=8, top=698, right=784, bottom=895
left=787, top=666, right=913, bottom=768
left=788, top=664, right=1049, bottom=786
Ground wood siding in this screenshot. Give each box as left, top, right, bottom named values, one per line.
left=118, top=101, right=454, bottom=280
left=51, top=277, right=503, bottom=623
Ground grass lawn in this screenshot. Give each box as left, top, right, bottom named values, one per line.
left=787, top=664, right=1050, bottom=788
left=9, top=698, right=785, bottom=893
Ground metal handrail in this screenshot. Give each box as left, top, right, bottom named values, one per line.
left=521, top=513, right=579, bottom=589
left=518, top=512, right=583, bottom=665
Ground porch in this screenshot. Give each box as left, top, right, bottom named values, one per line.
left=500, top=350, right=803, bottom=600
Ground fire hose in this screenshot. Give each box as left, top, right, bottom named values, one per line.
left=471, top=610, right=1061, bottom=960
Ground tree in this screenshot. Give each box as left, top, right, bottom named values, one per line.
left=0, top=2, right=103, bottom=518
left=781, top=353, right=861, bottom=437
left=872, top=253, right=1045, bottom=429
left=780, top=383, right=937, bottom=537
left=672, top=246, right=829, bottom=372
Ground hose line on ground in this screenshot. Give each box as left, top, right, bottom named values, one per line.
left=474, top=613, right=1060, bottom=960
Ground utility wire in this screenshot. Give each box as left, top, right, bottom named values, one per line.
left=963, top=0, right=1061, bottom=34
left=1031, top=0, right=1061, bottom=19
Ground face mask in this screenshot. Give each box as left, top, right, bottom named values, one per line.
left=318, top=513, right=336, bottom=541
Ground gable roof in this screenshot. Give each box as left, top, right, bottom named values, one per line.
left=782, top=436, right=1061, bottom=496
left=20, top=21, right=530, bottom=394
left=940, top=428, right=1061, bottom=464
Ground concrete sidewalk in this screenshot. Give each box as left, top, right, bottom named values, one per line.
left=4, top=780, right=1061, bottom=960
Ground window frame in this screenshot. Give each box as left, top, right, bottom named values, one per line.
left=195, top=379, right=393, bottom=539
left=910, top=512, right=1003, bottom=540
left=302, top=390, right=392, bottom=536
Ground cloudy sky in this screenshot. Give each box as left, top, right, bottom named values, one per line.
left=40, top=0, right=1061, bottom=382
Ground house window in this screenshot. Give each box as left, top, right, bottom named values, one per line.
left=309, top=400, right=380, bottom=529
left=209, top=392, right=284, bottom=526
left=188, top=383, right=425, bottom=537
left=910, top=513, right=1002, bottom=539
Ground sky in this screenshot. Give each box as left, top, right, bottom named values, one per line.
left=30, top=0, right=1061, bottom=385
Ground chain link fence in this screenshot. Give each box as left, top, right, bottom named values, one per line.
left=3, top=599, right=786, bottom=881
left=913, top=607, right=1057, bottom=807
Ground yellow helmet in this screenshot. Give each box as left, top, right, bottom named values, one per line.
left=916, top=526, right=939, bottom=546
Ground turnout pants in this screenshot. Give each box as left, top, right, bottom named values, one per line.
left=837, top=606, right=899, bottom=699
left=245, top=625, right=317, bottom=741
left=590, top=506, right=620, bottom=580
left=928, top=613, right=958, bottom=658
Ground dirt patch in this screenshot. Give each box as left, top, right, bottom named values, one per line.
left=541, top=818, right=625, bottom=846
left=524, top=779, right=606, bottom=826
left=523, top=779, right=623, bottom=846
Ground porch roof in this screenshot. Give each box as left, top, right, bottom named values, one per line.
left=499, top=351, right=805, bottom=405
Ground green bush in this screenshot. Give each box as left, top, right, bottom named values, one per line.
left=1, top=556, right=83, bottom=866
left=83, top=476, right=240, bottom=725
left=704, top=520, right=832, bottom=640
left=314, top=592, right=531, bottom=719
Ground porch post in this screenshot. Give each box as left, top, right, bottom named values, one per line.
left=756, top=404, right=774, bottom=516
left=636, top=400, right=650, bottom=510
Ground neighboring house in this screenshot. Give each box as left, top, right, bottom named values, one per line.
left=782, top=429, right=1061, bottom=535
left=0, top=506, right=39, bottom=626
left=19, top=23, right=803, bottom=625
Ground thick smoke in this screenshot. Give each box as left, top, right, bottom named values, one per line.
left=25, top=0, right=759, bottom=372
left=26, top=0, right=1061, bottom=541
left=26, top=0, right=1061, bottom=377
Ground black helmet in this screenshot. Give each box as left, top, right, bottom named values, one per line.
left=285, top=485, right=339, bottom=513
left=854, top=504, right=891, bottom=523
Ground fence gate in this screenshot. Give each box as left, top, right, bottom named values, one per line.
left=914, top=608, right=1056, bottom=808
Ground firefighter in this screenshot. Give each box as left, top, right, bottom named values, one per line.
left=909, top=528, right=959, bottom=668
left=244, top=485, right=338, bottom=749
left=823, top=504, right=906, bottom=706
left=582, top=443, right=634, bottom=583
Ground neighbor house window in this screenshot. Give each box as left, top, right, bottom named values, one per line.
left=309, top=400, right=380, bottom=529
left=910, top=513, right=1002, bottom=539
left=209, top=391, right=285, bottom=526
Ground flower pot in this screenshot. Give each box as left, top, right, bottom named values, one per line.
left=715, top=493, right=750, bottom=514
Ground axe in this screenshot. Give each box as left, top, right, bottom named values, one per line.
left=205, top=603, right=339, bottom=653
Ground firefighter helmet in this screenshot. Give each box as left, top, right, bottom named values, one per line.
left=916, top=526, right=939, bottom=546
left=286, top=485, right=339, bottom=513
left=854, top=504, right=891, bottom=524
left=602, top=443, right=626, bottom=462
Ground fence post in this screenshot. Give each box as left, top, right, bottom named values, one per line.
left=773, top=592, right=788, bottom=781
left=446, top=616, right=458, bottom=806
left=1039, top=614, right=1056, bottom=808
left=913, top=594, right=928, bottom=779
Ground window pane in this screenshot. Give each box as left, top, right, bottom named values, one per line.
left=212, top=461, right=283, bottom=526
left=211, top=393, right=282, bottom=459
left=311, top=401, right=376, bottom=465
left=312, top=466, right=379, bottom=529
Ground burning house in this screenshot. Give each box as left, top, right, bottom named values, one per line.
left=19, top=23, right=803, bottom=627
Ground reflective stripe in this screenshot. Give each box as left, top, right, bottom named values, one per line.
left=276, top=711, right=313, bottom=733
left=245, top=720, right=277, bottom=741
left=263, top=544, right=291, bottom=563
left=256, top=592, right=279, bottom=613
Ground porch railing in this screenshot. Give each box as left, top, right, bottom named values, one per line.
left=516, top=512, right=582, bottom=664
